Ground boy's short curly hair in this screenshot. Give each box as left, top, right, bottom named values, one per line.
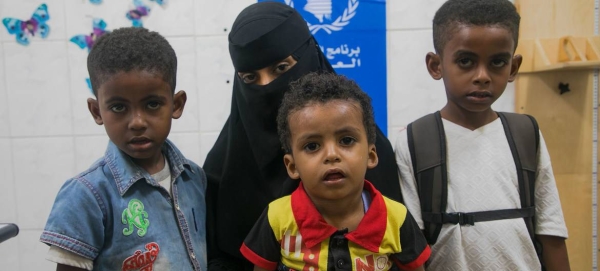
left=87, top=27, right=177, bottom=96
left=277, top=72, right=376, bottom=154
left=433, top=0, right=520, bottom=54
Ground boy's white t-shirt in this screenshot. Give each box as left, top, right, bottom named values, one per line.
left=46, top=159, right=172, bottom=269
left=395, top=117, right=568, bottom=271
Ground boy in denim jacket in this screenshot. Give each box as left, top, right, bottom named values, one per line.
left=40, top=27, right=206, bottom=271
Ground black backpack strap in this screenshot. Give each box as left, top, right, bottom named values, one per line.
left=497, top=112, right=541, bottom=266
left=407, top=111, right=447, bottom=244
left=408, top=111, right=540, bottom=249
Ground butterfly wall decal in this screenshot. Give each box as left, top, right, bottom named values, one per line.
left=150, top=0, right=166, bottom=6
left=70, top=19, right=109, bottom=94
left=89, top=0, right=102, bottom=4
left=2, top=3, right=50, bottom=45
left=70, top=18, right=109, bottom=52
left=126, top=0, right=151, bottom=28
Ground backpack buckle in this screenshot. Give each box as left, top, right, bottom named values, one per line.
left=444, top=212, right=475, bottom=226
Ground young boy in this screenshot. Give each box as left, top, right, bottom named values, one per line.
left=395, top=0, right=570, bottom=270
left=39, top=27, right=206, bottom=271
left=240, top=72, right=430, bottom=271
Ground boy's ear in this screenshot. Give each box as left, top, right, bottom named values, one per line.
left=508, top=54, right=523, bottom=82
left=87, top=98, right=103, bottom=125
left=367, top=144, right=378, bottom=169
left=172, top=90, right=187, bottom=119
left=283, top=154, right=301, bottom=180
left=426, top=52, right=443, bottom=80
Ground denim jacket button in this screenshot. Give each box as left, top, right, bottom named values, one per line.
left=191, top=253, right=196, bottom=259
left=175, top=204, right=180, bottom=210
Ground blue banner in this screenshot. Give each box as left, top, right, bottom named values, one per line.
left=258, top=0, right=388, bottom=134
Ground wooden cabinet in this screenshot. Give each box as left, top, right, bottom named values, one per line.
left=514, top=0, right=598, bottom=269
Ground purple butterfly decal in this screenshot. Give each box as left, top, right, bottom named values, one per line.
left=126, top=0, right=150, bottom=28
left=2, top=3, right=50, bottom=45
left=70, top=19, right=109, bottom=52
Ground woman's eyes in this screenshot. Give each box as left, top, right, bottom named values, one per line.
left=274, top=62, right=291, bottom=73
left=238, top=60, right=294, bottom=84
left=240, top=73, right=257, bottom=84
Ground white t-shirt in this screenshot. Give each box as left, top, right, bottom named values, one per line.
left=395, top=117, right=568, bottom=271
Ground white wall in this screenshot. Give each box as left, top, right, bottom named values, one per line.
left=0, top=0, right=515, bottom=269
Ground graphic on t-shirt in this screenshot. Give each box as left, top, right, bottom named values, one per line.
left=281, top=230, right=320, bottom=270
left=122, top=242, right=160, bottom=271
left=122, top=199, right=150, bottom=237
left=355, top=254, right=390, bottom=271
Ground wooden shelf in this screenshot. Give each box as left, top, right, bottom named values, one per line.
left=516, top=36, right=600, bottom=73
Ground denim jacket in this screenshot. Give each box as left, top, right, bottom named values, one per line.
left=40, top=139, right=207, bottom=271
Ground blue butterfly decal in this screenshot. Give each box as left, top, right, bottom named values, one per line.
left=2, top=3, right=50, bottom=45
left=126, top=0, right=150, bottom=28
left=89, top=0, right=102, bottom=4
left=70, top=19, right=109, bottom=52
left=150, top=0, right=166, bottom=6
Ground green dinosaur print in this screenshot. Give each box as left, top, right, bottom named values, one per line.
left=122, top=199, right=150, bottom=237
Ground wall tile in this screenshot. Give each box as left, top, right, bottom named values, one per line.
left=196, top=36, right=234, bottom=133
left=143, top=0, right=195, bottom=36
left=168, top=37, right=200, bottom=133
left=0, top=0, right=66, bottom=43
left=74, top=135, right=109, bottom=173
left=4, top=42, right=73, bottom=137
left=388, top=0, right=445, bottom=30
left=200, top=132, right=219, bottom=166
left=194, top=0, right=255, bottom=36
left=168, top=132, right=201, bottom=166
left=0, top=139, right=16, bottom=222
left=67, top=44, right=106, bottom=136
left=13, top=137, right=75, bottom=229
left=0, top=42, right=9, bottom=137
left=64, top=0, right=132, bottom=34
left=387, top=30, right=445, bottom=128
left=18, top=229, right=55, bottom=271
left=0, top=235, right=20, bottom=270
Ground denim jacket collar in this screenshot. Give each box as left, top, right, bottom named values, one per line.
left=104, top=139, right=194, bottom=196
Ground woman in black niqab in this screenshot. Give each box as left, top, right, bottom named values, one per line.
left=203, top=2, right=402, bottom=270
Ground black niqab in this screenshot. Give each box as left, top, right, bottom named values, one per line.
left=203, top=2, right=401, bottom=270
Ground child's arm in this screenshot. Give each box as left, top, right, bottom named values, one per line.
left=537, top=234, right=570, bottom=271
left=56, top=264, right=87, bottom=271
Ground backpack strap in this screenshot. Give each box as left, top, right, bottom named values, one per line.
left=407, top=111, right=447, bottom=244
left=497, top=112, right=541, bottom=264
left=407, top=111, right=540, bottom=247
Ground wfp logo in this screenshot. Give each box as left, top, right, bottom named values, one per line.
left=285, top=0, right=359, bottom=34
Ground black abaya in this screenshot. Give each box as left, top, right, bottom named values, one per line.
left=203, top=2, right=401, bottom=270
